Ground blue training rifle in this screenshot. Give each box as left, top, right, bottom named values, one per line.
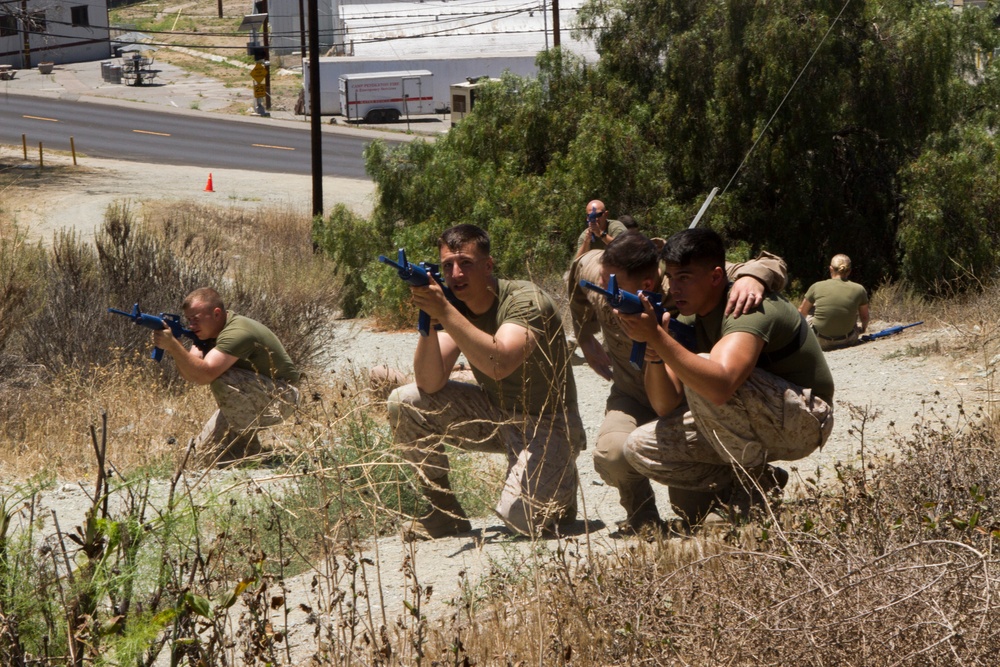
left=108, top=303, right=210, bottom=361
left=378, top=248, right=460, bottom=336
left=860, top=321, right=923, bottom=343
left=579, top=275, right=697, bottom=370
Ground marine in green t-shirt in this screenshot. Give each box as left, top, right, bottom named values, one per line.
left=387, top=224, right=583, bottom=540
left=152, top=287, right=300, bottom=467
left=799, top=254, right=869, bottom=348
left=616, top=229, right=835, bottom=527
left=574, top=199, right=628, bottom=259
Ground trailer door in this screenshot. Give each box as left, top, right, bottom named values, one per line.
left=402, top=76, right=423, bottom=117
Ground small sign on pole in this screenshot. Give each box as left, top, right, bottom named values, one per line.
left=250, top=62, right=267, bottom=83
left=253, top=83, right=267, bottom=99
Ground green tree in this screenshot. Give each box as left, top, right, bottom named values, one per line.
left=316, top=0, right=1000, bottom=318
left=898, top=125, right=1000, bottom=292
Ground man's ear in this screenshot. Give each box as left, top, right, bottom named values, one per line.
left=711, top=266, right=726, bottom=286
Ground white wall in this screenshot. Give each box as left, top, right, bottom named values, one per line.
left=268, top=0, right=341, bottom=55
left=0, top=0, right=110, bottom=68
left=304, top=53, right=539, bottom=115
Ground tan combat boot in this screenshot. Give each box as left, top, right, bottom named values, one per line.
left=616, top=479, right=663, bottom=535
left=404, top=476, right=472, bottom=541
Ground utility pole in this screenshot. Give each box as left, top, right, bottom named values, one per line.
left=308, top=0, right=323, bottom=220
left=262, top=0, right=271, bottom=111
left=552, top=0, right=560, bottom=48
left=542, top=0, right=548, bottom=51
left=21, top=0, right=31, bottom=68
left=298, top=0, right=306, bottom=83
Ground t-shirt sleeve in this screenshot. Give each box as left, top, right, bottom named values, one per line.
left=214, top=326, right=253, bottom=359
left=804, top=283, right=817, bottom=303
left=720, top=308, right=774, bottom=345
left=499, top=285, right=546, bottom=336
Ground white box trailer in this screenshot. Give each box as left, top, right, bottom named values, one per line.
left=339, top=70, right=434, bottom=123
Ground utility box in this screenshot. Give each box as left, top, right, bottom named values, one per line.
left=339, top=70, right=434, bottom=123
left=449, top=76, right=500, bottom=126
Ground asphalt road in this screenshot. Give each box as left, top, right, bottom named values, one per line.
left=0, top=94, right=399, bottom=179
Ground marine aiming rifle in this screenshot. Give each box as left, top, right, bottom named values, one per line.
left=107, top=303, right=212, bottom=361
left=579, top=275, right=697, bottom=370
left=859, top=321, right=923, bottom=343
left=378, top=248, right=460, bottom=336
left=587, top=204, right=601, bottom=242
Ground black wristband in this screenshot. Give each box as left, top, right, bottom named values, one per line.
left=649, top=360, right=664, bottom=364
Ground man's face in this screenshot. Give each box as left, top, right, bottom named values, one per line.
left=184, top=300, right=226, bottom=338
left=587, top=205, right=608, bottom=227
left=664, top=261, right=723, bottom=316
left=438, top=241, right=493, bottom=303
left=600, top=263, right=654, bottom=295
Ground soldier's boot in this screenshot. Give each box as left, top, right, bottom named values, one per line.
left=206, top=431, right=263, bottom=468
left=667, top=486, right=721, bottom=533
left=617, top=478, right=663, bottom=534
left=723, top=465, right=790, bottom=524
left=404, top=475, right=472, bottom=541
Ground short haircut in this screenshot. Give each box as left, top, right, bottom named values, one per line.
left=601, top=230, right=659, bottom=276
left=660, top=228, right=725, bottom=269
left=438, top=224, right=491, bottom=255
left=619, top=214, right=638, bottom=229
left=184, top=287, right=225, bottom=312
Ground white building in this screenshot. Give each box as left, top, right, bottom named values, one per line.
left=0, top=0, right=111, bottom=68
left=268, top=0, right=341, bottom=56
left=295, top=0, right=597, bottom=114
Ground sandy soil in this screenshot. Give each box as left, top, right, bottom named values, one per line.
left=2, top=115, right=992, bottom=663
left=0, top=146, right=377, bottom=242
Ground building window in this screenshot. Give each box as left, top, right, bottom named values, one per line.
left=0, top=14, right=17, bottom=37
left=71, top=6, right=90, bottom=27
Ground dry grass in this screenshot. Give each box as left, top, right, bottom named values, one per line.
left=7, top=175, right=1000, bottom=662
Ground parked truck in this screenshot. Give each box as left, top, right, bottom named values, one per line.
left=449, top=76, right=500, bottom=126
left=339, top=70, right=434, bottom=123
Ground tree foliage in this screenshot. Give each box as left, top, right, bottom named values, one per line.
left=315, top=0, right=1000, bottom=320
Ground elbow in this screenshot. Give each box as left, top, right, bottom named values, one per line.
left=415, top=378, right=446, bottom=394
left=708, top=387, right=737, bottom=407
left=486, top=365, right=517, bottom=382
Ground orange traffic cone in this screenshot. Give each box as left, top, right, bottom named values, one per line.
left=204, top=173, right=214, bottom=192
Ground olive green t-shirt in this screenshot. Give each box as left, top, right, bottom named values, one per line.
left=804, top=278, right=868, bottom=338
left=466, top=279, right=577, bottom=415
left=575, top=219, right=628, bottom=252
left=215, top=313, right=300, bottom=383
left=678, top=291, right=835, bottom=405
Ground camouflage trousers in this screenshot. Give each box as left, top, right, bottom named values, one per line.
left=593, top=388, right=660, bottom=516
left=623, top=368, right=834, bottom=492
left=194, top=367, right=300, bottom=467
left=387, top=380, right=585, bottom=537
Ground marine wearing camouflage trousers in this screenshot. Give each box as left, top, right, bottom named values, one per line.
left=623, top=368, right=833, bottom=493
left=194, top=367, right=300, bottom=466
left=388, top=380, right=584, bottom=537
